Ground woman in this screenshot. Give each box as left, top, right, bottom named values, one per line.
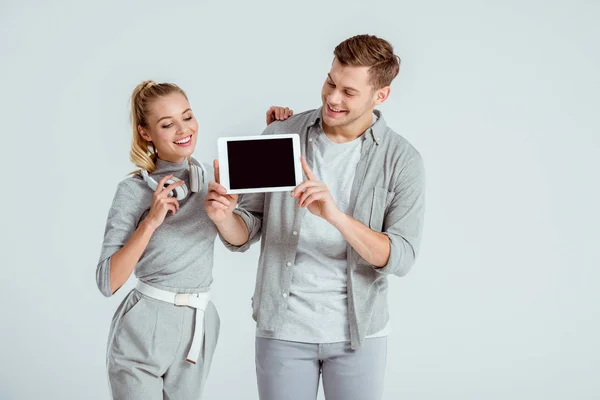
left=95, top=79, right=292, bottom=399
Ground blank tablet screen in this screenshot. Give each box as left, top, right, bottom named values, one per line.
left=227, top=138, right=297, bottom=189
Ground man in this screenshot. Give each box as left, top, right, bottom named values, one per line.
left=205, top=34, right=425, bottom=400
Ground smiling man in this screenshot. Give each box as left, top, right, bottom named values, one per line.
left=206, top=34, right=426, bottom=400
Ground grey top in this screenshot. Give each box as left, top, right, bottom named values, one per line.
left=96, top=157, right=218, bottom=297
left=221, top=107, right=426, bottom=349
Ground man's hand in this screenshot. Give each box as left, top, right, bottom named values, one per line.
left=291, top=156, right=342, bottom=223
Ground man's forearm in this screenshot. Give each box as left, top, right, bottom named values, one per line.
left=328, top=211, right=391, bottom=267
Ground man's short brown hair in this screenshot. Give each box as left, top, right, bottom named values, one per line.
left=334, top=34, right=401, bottom=89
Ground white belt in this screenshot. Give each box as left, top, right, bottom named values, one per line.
left=135, top=281, right=210, bottom=364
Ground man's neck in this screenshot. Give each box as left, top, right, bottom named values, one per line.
left=322, top=110, right=374, bottom=143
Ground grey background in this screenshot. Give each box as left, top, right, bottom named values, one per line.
left=1, top=0, right=599, bottom=399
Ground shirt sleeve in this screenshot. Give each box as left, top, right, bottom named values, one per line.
left=96, top=181, right=141, bottom=297
left=376, top=151, right=426, bottom=277
left=219, top=192, right=265, bottom=252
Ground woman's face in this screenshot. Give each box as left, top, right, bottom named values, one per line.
left=139, top=92, right=199, bottom=163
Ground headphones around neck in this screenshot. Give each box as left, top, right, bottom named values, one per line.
left=140, top=161, right=207, bottom=200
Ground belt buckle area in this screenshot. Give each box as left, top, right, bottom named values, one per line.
left=174, top=293, right=190, bottom=306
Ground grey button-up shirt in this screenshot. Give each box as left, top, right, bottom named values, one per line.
left=221, top=107, right=425, bottom=349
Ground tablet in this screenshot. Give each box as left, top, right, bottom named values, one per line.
left=217, top=133, right=303, bottom=194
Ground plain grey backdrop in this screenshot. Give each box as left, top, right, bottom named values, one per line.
left=1, top=0, right=599, bottom=399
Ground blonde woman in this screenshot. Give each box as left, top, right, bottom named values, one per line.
left=95, top=80, right=292, bottom=399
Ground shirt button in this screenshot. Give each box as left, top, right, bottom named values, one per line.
left=292, top=231, right=298, bottom=236
left=308, top=138, right=313, bottom=142
left=286, top=262, right=292, bottom=267
left=282, top=293, right=288, bottom=298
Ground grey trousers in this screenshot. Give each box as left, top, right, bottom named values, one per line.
left=106, top=289, right=220, bottom=400
left=255, top=336, right=387, bottom=400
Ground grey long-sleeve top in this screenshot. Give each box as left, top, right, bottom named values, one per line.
left=96, top=157, right=217, bottom=297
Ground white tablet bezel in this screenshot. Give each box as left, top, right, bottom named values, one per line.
left=217, top=133, right=302, bottom=194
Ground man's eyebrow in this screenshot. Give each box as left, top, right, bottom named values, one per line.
left=328, top=73, right=359, bottom=92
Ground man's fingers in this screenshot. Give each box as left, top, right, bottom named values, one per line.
left=298, top=187, right=325, bottom=207
left=301, top=156, right=317, bottom=180
left=302, top=192, right=326, bottom=208
left=291, top=180, right=321, bottom=197
left=298, top=187, right=322, bottom=206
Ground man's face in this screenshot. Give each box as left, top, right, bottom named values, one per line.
left=320, top=58, right=387, bottom=130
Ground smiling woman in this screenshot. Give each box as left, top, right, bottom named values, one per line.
left=95, top=80, right=220, bottom=400
left=94, top=79, right=294, bottom=400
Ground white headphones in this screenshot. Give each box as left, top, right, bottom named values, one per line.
left=140, top=161, right=207, bottom=200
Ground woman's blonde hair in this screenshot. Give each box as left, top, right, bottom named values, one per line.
left=129, top=80, right=188, bottom=174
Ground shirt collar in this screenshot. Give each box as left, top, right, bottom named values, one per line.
left=308, top=107, right=387, bottom=145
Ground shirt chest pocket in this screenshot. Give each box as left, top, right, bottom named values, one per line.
left=368, top=186, right=395, bottom=232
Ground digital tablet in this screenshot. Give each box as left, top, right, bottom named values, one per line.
left=217, top=133, right=303, bottom=194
